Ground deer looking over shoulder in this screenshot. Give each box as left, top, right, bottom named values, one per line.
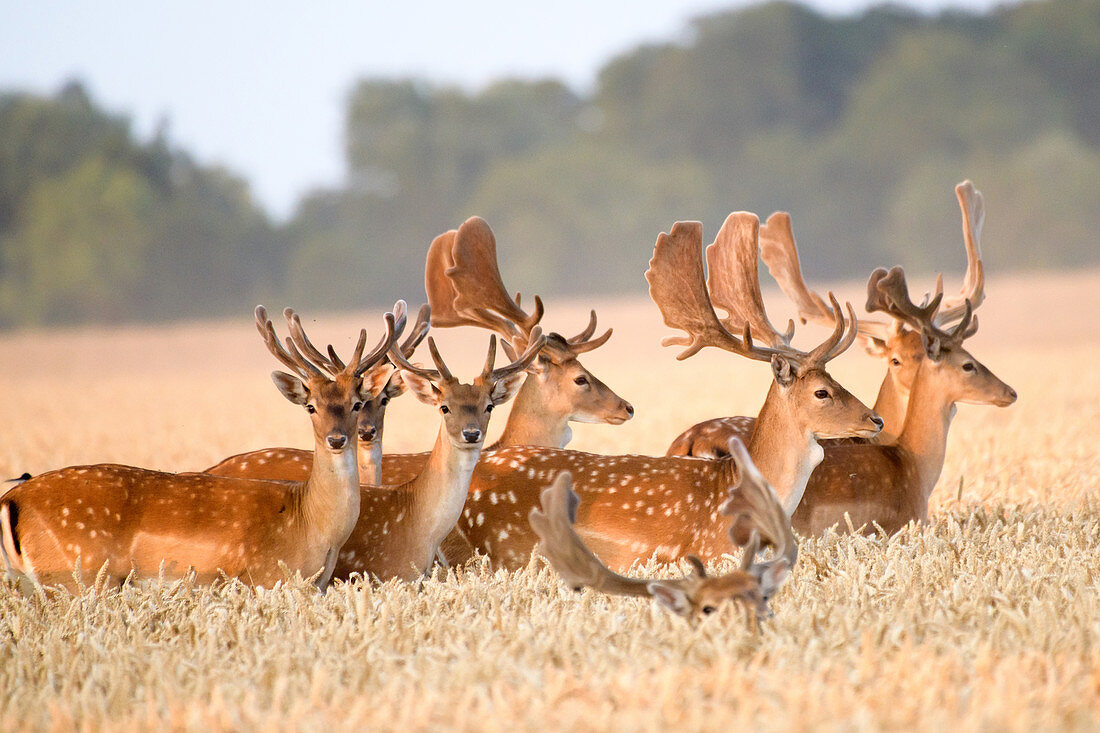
left=434, top=213, right=879, bottom=571
left=792, top=266, right=1015, bottom=536
left=529, top=439, right=797, bottom=619
left=668, top=180, right=985, bottom=457
left=0, top=306, right=397, bottom=590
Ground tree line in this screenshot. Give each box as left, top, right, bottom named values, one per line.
left=1, top=0, right=1097, bottom=327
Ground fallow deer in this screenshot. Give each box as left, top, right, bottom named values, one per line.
left=203, top=302, right=431, bottom=484
left=0, top=306, right=398, bottom=590
left=332, top=330, right=545, bottom=581
left=435, top=213, right=880, bottom=570
left=792, top=266, right=1015, bottom=535
left=529, top=439, right=797, bottom=618
left=668, top=181, right=985, bottom=456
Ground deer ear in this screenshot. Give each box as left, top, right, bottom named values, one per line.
left=490, top=372, right=525, bottom=405
left=685, top=555, right=707, bottom=578
left=400, top=370, right=443, bottom=406
left=758, top=560, right=792, bottom=599
left=770, top=355, right=796, bottom=388
left=921, top=331, right=943, bottom=362
left=360, top=367, right=394, bottom=400
left=863, top=336, right=888, bottom=357
left=647, top=582, right=692, bottom=616
left=384, top=370, right=408, bottom=398
left=271, top=371, right=309, bottom=406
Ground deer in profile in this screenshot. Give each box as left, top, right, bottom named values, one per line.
left=437, top=213, right=880, bottom=570
left=792, top=266, right=1015, bottom=535
left=529, top=439, right=797, bottom=619
left=204, top=302, right=431, bottom=484
left=668, top=180, right=985, bottom=456
left=0, top=306, right=398, bottom=590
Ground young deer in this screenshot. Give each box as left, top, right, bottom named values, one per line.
left=379, top=215, right=633, bottom=483
left=203, top=302, right=431, bottom=484
left=668, top=181, right=985, bottom=456
left=792, top=266, right=1015, bottom=535
left=0, top=306, right=397, bottom=590
left=331, top=330, right=545, bottom=581
left=437, top=214, right=880, bottom=571
left=529, top=439, right=798, bottom=619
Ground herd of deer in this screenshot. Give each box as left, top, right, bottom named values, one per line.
left=0, top=180, right=1015, bottom=619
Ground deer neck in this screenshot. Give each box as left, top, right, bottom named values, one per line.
left=405, top=427, right=481, bottom=552
left=894, top=363, right=954, bottom=504
left=357, top=441, right=383, bottom=485
left=494, top=376, right=571, bottom=448
left=872, top=374, right=908, bottom=444
left=748, top=383, right=824, bottom=516
left=299, top=438, right=361, bottom=548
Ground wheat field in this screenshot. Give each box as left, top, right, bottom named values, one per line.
left=0, top=270, right=1098, bottom=730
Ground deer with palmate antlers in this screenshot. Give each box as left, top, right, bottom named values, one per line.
left=668, top=180, right=986, bottom=456
left=335, top=329, right=545, bottom=580
left=792, top=266, right=1015, bottom=536
left=529, top=438, right=798, bottom=619
left=435, top=213, right=881, bottom=571
left=203, top=302, right=431, bottom=484
left=0, top=306, right=398, bottom=590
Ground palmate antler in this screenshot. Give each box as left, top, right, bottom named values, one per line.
left=425, top=216, right=613, bottom=361
left=866, top=266, right=978, bottom=359
left=528, top=438, right=798, bottom=619
left=645, top=216, right=857, bottom=370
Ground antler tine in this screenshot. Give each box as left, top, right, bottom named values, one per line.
left=722, top=438, right=798, bottom=582
left=285, top=309, right=340, bottom=374
left=446, top=216, right=542, bottom=341
left=399, top=303, right=432, bottom=358
left=254, top=306, right=321, bottom=380
left=805, top=295, right=859, bottom=366
left=564, top=310, right=613, bottom=355
left=867, top=267, right=944, bottom=334
left=351, top=306, right=399, bottom=377
left=387, top=340, right=441, bottom=382
left=646, top=221, right=787, bottom=364
left=479, top=334, right=498, bottom=381
left=706, top=212, right=790, bottom=348
left=935, top=180, right=986, bottom=327
left=760, top=212, right=894, bottom=342
left=425, top=337, right=455, bottom=382
left=568, top=311, right=598, bottom=344
left=489, top=326, right=546, bottom=382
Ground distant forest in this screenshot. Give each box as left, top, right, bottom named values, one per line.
left=1, top=0, right=1098, bottom=327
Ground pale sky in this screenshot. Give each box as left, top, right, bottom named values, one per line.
left=1, top=0, right=1008, bottom=219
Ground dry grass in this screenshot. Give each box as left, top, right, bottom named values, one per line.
left=1, top=269, right=1098, bottom=730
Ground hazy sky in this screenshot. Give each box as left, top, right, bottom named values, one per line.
left=2, top=0, right=1007, bottom=219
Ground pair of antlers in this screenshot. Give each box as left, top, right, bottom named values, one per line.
left=761, top=180, right=985, bottom=344
left=529, top=438, right=798, bottom=619
left=387, top=326, right=548, bottom=387
left=425, top=216, right=612, bottom=361
left=647, top=213, right=858, bottom=371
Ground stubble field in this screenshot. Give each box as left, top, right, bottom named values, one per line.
left=0, top=269, right=1098, bottom=730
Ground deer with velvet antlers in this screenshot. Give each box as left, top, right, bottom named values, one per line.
left=434, top=212, right=880, bottom=571
left=668, top=180, right=986, bottom=456
left=0, top=306, right=398, bottom=590
left=529, top=438, right=798, bottom=619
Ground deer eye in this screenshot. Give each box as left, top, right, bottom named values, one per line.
left=352, top=402, right=363, bottom=412
left=890, top=358, right=901, bottom=366
left=702, top=605, right=717, bottom=615
left=814, top=389, right=829, bottom=400
left=379, top=397, right=389, bottom=406
left=574, top=376, right=589, bottom=386
left=306, top=405, right=317, bottom=414
left=962, top=362, right=975, bottom=372
left=440, top=405, right=450, bottom=414
left=485, top=403, right=494, bottom=413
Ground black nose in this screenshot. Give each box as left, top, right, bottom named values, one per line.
left=1007, top=388, right=1018, bottom=400
left=624, top=403, right=634, bottom=417
left=327, top=434, right=347, bottom=450
left=869, top=414, right=884, bottom=429
left=462, top=429, right=482, bottom=444
left=359, top=426, right=376, bottom=441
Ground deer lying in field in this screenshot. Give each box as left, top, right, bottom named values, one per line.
left=668, top=180, right=986, bottom=456
left=0, top=306, right=398, bottom=590
left=335, top=330, right=545, bottom=581
left=437, top=213, right=880, bottom=570
left=204, top=302, right=431, bottom=484
left=529, top=439, right=797, bottom=618
left=791, top=266, right=1015, bottom=535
